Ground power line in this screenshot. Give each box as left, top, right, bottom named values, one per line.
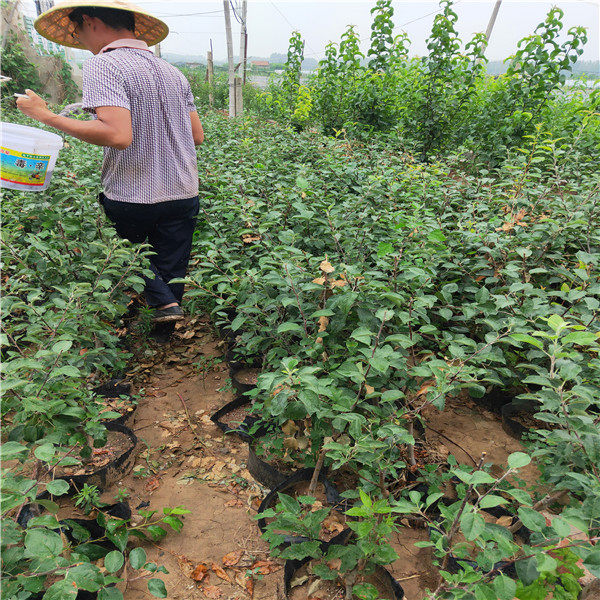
left=229, top=0, right=244, bottom=26
left=268, top=0, right=317, bottom=56
left=154, top=9, right=224, bottom=18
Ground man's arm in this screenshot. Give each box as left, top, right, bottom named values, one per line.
left=190, top=111, right=204, bottom=145
left=17, top=90, right=132, bottom=150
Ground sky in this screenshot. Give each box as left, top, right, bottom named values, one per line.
left=127, top=0, right=599, bottom=63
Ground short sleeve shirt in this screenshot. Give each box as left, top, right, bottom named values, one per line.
left=82, top=48, right=199, bottom=204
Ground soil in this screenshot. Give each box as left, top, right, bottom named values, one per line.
left=219, top=404, right=253, bottom=429
left=58, top=430, right=133, bottom=476
left=104, top=317, right=283, bottom=600
left=233, top=368, right=261, bottom=386
left=388, top=527, right=438, bottom=599
left=423, top=393, right=541, bottom=487
left=288, top=563, right=398, bottom=600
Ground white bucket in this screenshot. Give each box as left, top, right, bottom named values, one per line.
left=1, top=123, right=63, bottom=192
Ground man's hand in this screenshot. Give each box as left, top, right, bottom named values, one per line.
left=16, top=89, right=55, bottom=122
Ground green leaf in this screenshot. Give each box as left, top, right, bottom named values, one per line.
left=517, top=507, right=547, bottom=532
left=46, top=480, right=70, bottom=496
left=34, top=443, right=56, bottom=462
left=0, top=441, right=29, bottom=460
left=479, top=495, right=508, bottom=509
left=98, top=587, right=124, bottom=600
left=350, top=327, right=372, bottom=345
left=563, top=331, right=598, bottom=346
left=24, top=529, right=63, bottom=557
left=147, top=579, right=167, bottom=598
left=277, top=493, right=300, bottom=515
left=550, top=516, right=572, bottom=538
left=129, top=547, right=147, bottom=570
left=547, top=314, right=566, bottom=333
left=377, top=242, right=394, bottom=257
left=276, top=322, right=304, bottom=334
left=510, top=334, right=543, bottom=349
left=66, top=563, right=104, bottom=592
left=506, top=488, right=531, bottom=506
left=162, top=515, right=183, bottom=532
left=104, top=551, right=125, bottom=573
left=52, top=340, right=73, bottom=354
left=583, top=547, right=600, bottom=578
left=536, top=553, right=557, bottom=573
left=507, top=452, right=531, bottom=469
left=146, top=525, right=166, bottom=541
left=43, top=580, right=78, bottom=600
left=474, top=584, right=497, bottom=600
left=460, top=511, right=485, bottom=541
left=493, top=574, right=516, bottom=600
left=230, top=314, right=245, bottom=331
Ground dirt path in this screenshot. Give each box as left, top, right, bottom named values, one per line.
left=111, top=317, right=282, bottom=600
left=102, top=317, right=535, bottom=600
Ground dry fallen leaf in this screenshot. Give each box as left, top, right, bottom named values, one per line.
left=312, top=277, right=326, bottom=285
left=282, top=420, right=299, bottom=436
left=496, top=515, right=513, bottom=528
left=200, top=584, right=222, bottom=598
left=318, top=316, right=329, bottom=332
left=330, top=279, right=347, bottom=288
left=283, top=437, right=299, bottom=451
left=364, top=384, right=375, bottom=395
left=224, top=498, right=244, bottom=507
left=251, top=560, right=280, bottom=575
left=211, top=562, right=231, bottom=583
left=191, top=563, right=209, bottom=582
left=144, top=476, right=161, bottom=492
left=319, top=258, right=335, bottom=274
left=176, top=555, right=195, bottom=578
left=222, top=550, right=245, bottom=567
left=245, top=576, right=254, bottom=598
left=416, top=381, right=434, bottom=397
left=290, top=574, right=309, bottom=588
left=241, top=234, right=261, bottom=244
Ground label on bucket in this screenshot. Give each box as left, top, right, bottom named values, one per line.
left=1, top=147, right=50, bottom=187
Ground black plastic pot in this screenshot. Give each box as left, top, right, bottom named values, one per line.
left=210, top=396, right=268, bottom=442
left=230, top=364, right=261, bottom=395
left=57, top=422, right=138, bottom=492
left=225, top=346, right=263, bottom=374
left=93, top=379, right=131, bottom=398
left=501, top=400, right=543, bottom=440
left=247, top=441, right=293, bottom=489
left=257, top=468, right=347, bottom=545
left=93, top=378, right=137, bottom=426
left=283, top=529, right=404, bottom=600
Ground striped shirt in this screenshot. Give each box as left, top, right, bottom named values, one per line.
left=82, top=45, right=199, bottom=204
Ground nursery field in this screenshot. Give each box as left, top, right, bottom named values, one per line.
left=2, top=104, right=599, bottom=600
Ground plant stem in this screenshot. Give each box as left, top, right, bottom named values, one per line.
left=308, top=446, right=326, bottom=495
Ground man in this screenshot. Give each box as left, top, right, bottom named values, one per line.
left=17, top=1, right=204, bottom=324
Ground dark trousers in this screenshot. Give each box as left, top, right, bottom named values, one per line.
left=100, top=193, right=199, bottom=308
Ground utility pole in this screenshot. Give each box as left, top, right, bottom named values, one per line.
left=223, top=0, right=236, bottom=116
left=207, top=39, right=214, bottom=109
left=155, top=43, right=162, bottom=58
left=239, top=0, right=248, bottom=85
left=485, top=0, right=502, bottom=45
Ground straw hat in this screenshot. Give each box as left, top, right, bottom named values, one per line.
left=34, top=0, right=169, bottom=50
